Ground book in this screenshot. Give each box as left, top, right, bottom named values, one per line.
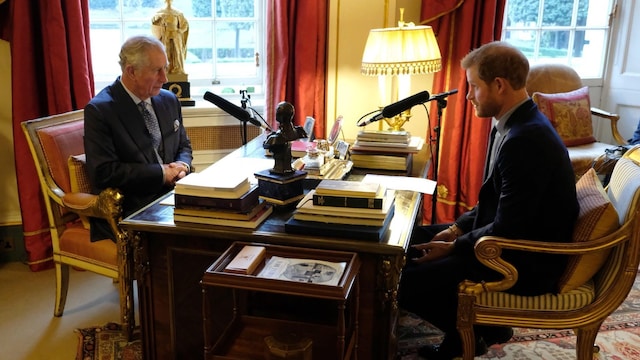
left=356, top=130, right=411, bottom=144
left=297, top=190, right=394, bottom=219
left=175, top=171, right=251, bottom=199
left=257, top=256, right=346, bottom=286
left=312, top=193, right=384, bottom=209
left=174, top=199, right=267, bottom=221
left=350, top=136, right=425, bottom=154
left=293, top=212, right=387, bottom=226
left=291, top=140, right=317, bottom=158
left=224, top=245, right=266, bottom=275
left=284, top=209, right=393, bottom=242
left=350, top=153, right=412, bottom=171
left=173, top=204, right=273, bottom=229
left=174, top=184, right=259, bottom=213
left=315, top=179, right=381, bottom=198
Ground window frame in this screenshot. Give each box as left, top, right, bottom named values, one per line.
left=88, top=0, right=266, bottom=102
left=500, top=0, right=616, bottom=82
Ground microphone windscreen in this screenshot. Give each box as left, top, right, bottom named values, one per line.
left=203, top=91, right=250, bottom=122
left=381, top=91, right=430, bottom=118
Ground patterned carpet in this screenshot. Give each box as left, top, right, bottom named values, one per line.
left=398, top=272, right=640, bottom=359
left=76, top=273, right=640, bottom=359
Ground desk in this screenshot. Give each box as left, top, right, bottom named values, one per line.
left=122, top=134, right=423, bottom=360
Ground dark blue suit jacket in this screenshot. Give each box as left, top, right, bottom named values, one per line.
left=454, top=99, right=579, bottom=294
left=84, top=79, right=193, bottom=241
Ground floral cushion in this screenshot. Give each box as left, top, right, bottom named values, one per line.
left=533, top=86, right=595, bottom=147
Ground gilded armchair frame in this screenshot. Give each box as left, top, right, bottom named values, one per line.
left=21, top=110, right=135, bottom=340
left=456, top=146, right=640, bottom=360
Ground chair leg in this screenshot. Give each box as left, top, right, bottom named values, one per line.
left=575, top=324, right=601, bottom=360
left=54, top=262, right=69, bottom=317
left=459, top=325, right=476, bottom=360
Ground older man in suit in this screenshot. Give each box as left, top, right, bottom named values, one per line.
left=84, top=35, right=193, bottom=242
left=398, top=42, right=579, bottom=359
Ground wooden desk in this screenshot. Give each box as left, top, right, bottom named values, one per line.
left=122, top=135, right=423, bottom=360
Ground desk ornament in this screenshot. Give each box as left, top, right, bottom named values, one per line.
left=254, top=101, right=308, bottom=206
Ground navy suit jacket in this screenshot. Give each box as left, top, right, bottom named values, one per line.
left=84, top=79, right=193, bottom=241
left=453, top=99, right=579, bottom=294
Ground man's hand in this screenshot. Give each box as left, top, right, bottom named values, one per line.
left=163, top=162, right=188, bottom=186
left=432, top=227, right=458, bottom=242
left=410, top=241, right=455, bottom=264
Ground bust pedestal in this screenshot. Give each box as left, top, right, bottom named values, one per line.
left=164, top=73, right=195, bottom=106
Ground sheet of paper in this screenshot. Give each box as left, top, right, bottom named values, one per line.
left=362, top=174, right=436, bottom=195
left=201, top=157, right=275, bottom=185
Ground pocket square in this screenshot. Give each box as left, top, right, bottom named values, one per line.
left=173, top=119, right=180, bottom=132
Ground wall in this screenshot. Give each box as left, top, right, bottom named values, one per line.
left=0, top=39, right=25, bottom=262
left=326, top=0, right=433, bottom=171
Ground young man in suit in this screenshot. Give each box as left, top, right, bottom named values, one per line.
left=398, top=41, right=579, bottom=359
left=84, top=35, right=193, bottom=242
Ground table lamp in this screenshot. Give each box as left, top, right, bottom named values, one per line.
left=361, top=18, right=441, bottom=131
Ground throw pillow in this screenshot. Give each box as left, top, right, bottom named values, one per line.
left=68, top=154, right=91, bottom=229
left=533, top=86, right=596, bottom=147
left=557, top=168, right=619, bottom=293
left=68, top=154, right=91, bottom=193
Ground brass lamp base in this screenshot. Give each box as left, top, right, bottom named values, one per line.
left=384, top=110, right=412, bottom=131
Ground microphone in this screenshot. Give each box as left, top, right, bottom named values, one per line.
left=359, top=90, right=430, bottom=127
left=203, top=91, right=266, bottom=129
left=429, top=89, right=458, bottom=101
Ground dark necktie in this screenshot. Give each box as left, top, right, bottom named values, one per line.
left=484, top=126, right=498, bottom=180
left=138, top=102, right=162, bottom=163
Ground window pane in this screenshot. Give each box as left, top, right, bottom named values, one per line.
left=539, top=30, right=570, bottom=58
left=583, top=0, right=610, bottom=27
left=542, top=1, right=572, bottom=26
left=505, top=0, right=540, bottom=27
left=571, top=30, right=607, bottom=78
left=89, top=24, right=122, bottom=82
left=215, top=21, right=257, bottom=78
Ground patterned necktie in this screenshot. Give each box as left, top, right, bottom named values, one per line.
left=138, top=101, right=162, bottom=163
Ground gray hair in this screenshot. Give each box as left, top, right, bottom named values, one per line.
left=118, top=35, right=166, bottom=71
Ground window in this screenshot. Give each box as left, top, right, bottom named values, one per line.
left=501, top=0, right=615, bottom=79
left=88, top=0, right=264, bottom=99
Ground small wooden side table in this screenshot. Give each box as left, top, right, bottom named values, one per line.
left=202, top=241, right=360, bottom=360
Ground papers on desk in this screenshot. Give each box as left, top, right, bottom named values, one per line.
left=362, top=174, right=436, bottom=195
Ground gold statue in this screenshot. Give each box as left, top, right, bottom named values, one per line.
left=151, top=0, right=189, bottom=75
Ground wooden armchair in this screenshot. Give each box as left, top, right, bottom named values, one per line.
left=527, top=63, right=627, bottom=180
left=456, top=145, right=640, bottom=360
left=21, top=110, right=135, bottom=340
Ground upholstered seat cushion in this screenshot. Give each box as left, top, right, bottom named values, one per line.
left=569, top=142, right=615, bottom=180
left=476, top=280, right=595, bottom=310
left=58, top=222, right=117, bottom=271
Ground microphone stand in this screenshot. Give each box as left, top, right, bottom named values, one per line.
left=240, top=91, right=249, bottom=145
left=431, top=97, right=447, bottom=224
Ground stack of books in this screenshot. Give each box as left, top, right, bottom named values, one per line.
left=285, top=179, right=395, bottom=241
left=350, top=130, right=424, bottom=174
left=173, top=171, right=273, bottom=228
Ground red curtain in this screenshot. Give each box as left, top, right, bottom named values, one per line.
left=266, top=0, right=326, bottom=139
left=0, top=0, right=94, bottom=271
left=420, top=0, right=506, bottom=224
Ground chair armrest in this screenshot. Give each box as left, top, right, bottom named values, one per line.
left=591, top=107, right=627, bottom=145
left=62, top=188, right=123, bottom=222
left=459, top=224, right=631, bottom=295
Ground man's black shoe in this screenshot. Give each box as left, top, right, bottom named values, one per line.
left=477, top=326, right=514, bottom=346
left=417, top=337, right=488, bottom=359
